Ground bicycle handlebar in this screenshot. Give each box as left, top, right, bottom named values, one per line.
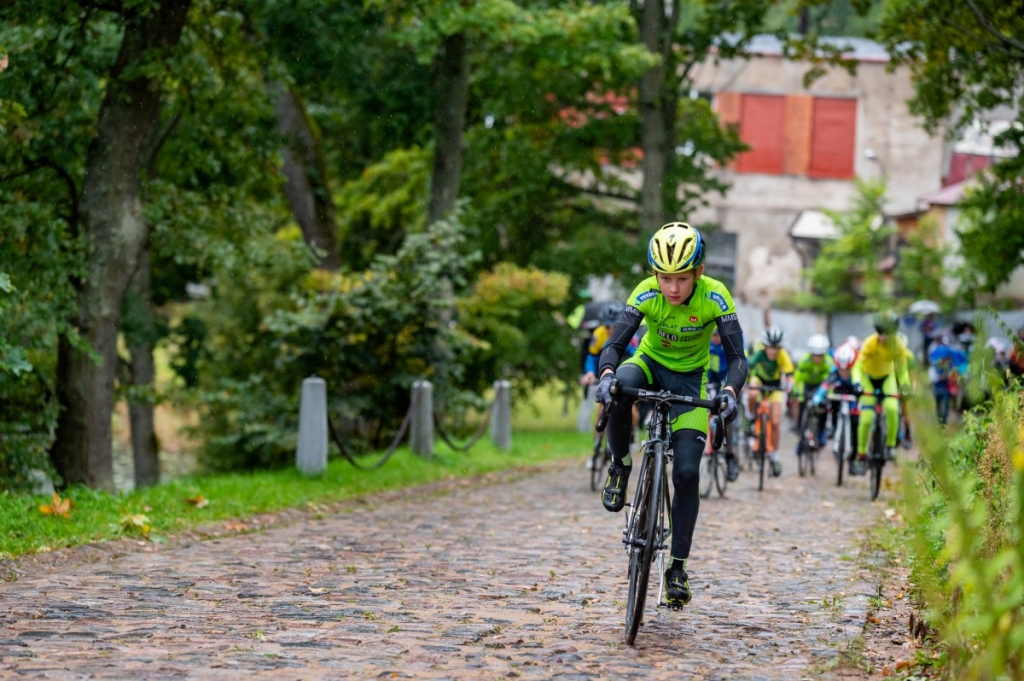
left=596, top=383, right=724, bottom=451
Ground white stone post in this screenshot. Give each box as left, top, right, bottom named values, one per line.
left=490, top=379, right=512, bottom=451
left=577, top=384, right=596, bottom=432
left=410, top=379, right=434, bottom=458
left=296, top=377, right=328, bottom=476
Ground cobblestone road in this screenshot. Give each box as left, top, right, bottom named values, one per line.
left=1, top=432, right=897, bottom=680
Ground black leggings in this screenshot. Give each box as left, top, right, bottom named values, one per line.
left=606, top=359, right=706, bottom=561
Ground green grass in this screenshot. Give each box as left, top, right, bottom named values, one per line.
left=0, top=429, right=590, bottom=560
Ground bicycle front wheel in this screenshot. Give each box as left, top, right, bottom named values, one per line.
left=834, top=416, right=846, bottom=487
left=714, top=454, right=728, bottom=497
left=590, top=443, right=608, bottom=492
left=758, top=414, right=768, bottom=491
left=625, top=443, right=662, bottom=645
left=869, top=422, right=886, bottom=501
left=698, top=452, right=714, bottom=499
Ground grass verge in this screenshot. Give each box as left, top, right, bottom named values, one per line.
left=1, top=429, right=590, bottom=560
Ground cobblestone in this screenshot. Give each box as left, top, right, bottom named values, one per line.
left=0, top=432, right=895, bottom=679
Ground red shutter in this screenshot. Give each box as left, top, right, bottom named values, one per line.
left=736, top=95, right=785, bottom=175
left=808, top=98, right=857, bottom=179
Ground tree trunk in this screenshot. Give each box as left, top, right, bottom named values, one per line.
left=639, top=0, right=668, bottom=234
left=426, top=32, right=470, bottom=226
left=272, top=82, right=341, bottom=270
left=50, top=0, right=192, bottom=492
left=125, top=251, right=160, bottom=488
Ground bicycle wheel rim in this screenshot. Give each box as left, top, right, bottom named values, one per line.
left=589, top=451, right=602, bottom=491
left=835, top=418, right=845, bottom=487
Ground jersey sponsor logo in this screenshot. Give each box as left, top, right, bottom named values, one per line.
left=657, top=329, right=679, bottom=342
left=708, top=291, right=729, bottom=312
left=660, top=338, right=671, bottom=347
left=635, top=290, right=659, bottom=304
left=689, top=316, right=699, bottom=323
left=626, top=306, right=642, bottom=317
left=718, top=313, right=737, bottom=322
left=679, top=326, right=703, bottom=332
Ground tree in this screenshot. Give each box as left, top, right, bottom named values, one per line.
left=633, top=0, right=773, bottom=233
left=793, top=178, right=892, bottom=314
left=51, top=0, right=192, bottom=492
left=868, top=0, right=1024, bottom=295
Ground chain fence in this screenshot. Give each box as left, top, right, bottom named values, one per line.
left=324, top=386, right=501, bottom=468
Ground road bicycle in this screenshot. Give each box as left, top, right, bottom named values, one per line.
left=749, top=385, right=786, bottom=491
left=864, top=385, right=901, bottom=501
left=699, top=384, right=729, bottom=499
left=795, top=396, right=827, bottom=478
left=827, top=392, right=859, bottom=487
left=597, top=383, right=723, bottom=645
left=588, top=429, right=612, bottom=492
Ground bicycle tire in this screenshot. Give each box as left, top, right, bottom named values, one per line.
left=758, top=412, right=768, bottom=491
left=714, top=454, right=728, bottom=497
left=590, top=441, right=608, bottom=492
left=835, top=413, right=847, bottom=487
left=699, top=452, right=714, bottom=499
left=625, top=444, right=660, bottom=645
left=870, top=419, right=885, bottom=501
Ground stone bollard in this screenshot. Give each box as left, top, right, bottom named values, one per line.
left=490, top=379, right=512, bottom=451
left=410, top=379, right=434, bottom=458
left=296, top=376, right=328, bottom=476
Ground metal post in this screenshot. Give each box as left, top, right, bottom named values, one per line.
left=410, top=379, right=434, bottom=458
left=296, top=376, right=328, bottom=476
left=490, top=379, right=512, bottom=451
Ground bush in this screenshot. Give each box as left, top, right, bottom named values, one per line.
left=183, top=212, right=573, bottom=472
left=905, top=387, right=1024, bottom=679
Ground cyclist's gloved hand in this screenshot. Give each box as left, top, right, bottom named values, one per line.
left=899, top=384, right=911, bottom=398
left=853, top=382, right=864, bottom=397
left=717, top=389, right=738, bottom=424
left=595, top=373, right=617, bottom=406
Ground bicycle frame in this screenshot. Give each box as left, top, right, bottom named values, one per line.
left=598, top=384, right=721, bottom=645
left=827, top=392, right=858, bottom=487
left=865, top=387, right=900, bottom=500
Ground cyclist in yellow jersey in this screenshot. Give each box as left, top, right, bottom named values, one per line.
left=594, top=223, right=748, bottom=608
left=745, top=326, right=794, bottom=476
left=853, top=311, right=912, bottom=469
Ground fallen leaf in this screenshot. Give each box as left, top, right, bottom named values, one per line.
left=39, top=492, right=72, bottom=519
left=120, top=514, right=152, bottom=538
left=308, top=587, right=326, bottom=594
left=185, top=495, right=209, bottom=508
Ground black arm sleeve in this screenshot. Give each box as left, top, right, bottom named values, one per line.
left=597, top=306, right=643, bottom=376
left=716, top=313, right=748, bottom=396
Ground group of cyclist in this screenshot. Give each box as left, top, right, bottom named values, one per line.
left=580, top=221, right=916, bottom=610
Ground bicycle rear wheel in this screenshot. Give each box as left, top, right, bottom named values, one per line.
left=625, top=443, right=662, bottom=645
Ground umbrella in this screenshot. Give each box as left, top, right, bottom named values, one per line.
left=908, top=299, right=941, bottom=316
left=566, top=301, right=608, bottom=330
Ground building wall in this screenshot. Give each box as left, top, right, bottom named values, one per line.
left=687, top=53, right=946, bottom=306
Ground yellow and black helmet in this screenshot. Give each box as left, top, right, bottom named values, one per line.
left=647, top=222, right=706, bottom=274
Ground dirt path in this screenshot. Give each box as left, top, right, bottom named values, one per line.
left=0, top=432, right=902, bottom=679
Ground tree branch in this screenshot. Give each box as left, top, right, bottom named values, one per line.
left=552, top=175, right=639, bottom=204
left=964, top=0, right=1024, bottom=56
left=144, top=105, right=185, bottom=178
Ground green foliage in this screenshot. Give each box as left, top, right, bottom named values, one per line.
left=870, top=0, right=1024, bottom=294
left=905, top=387, right=1024, bottom=679
left=457, top=263, right=572, bottom=399
left=893, top=215, right=952, bottom=309
left=792, top=177, right=892, bottom=314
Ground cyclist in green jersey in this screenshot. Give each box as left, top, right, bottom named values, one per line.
left=792, top=333, right=835, bottom=456
left=595, top=223, right=748, bottom=608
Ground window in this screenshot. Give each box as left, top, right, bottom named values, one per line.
left=808, top=98, right=857, bottom=179
left=735, top=95, right=785, bottom=174
left=719, top=92, right=857, bottom=180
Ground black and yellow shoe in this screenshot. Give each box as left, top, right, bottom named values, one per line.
left=601, top=461, right=631, bottom=513
left=665, top=564, right=691, bottom=607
